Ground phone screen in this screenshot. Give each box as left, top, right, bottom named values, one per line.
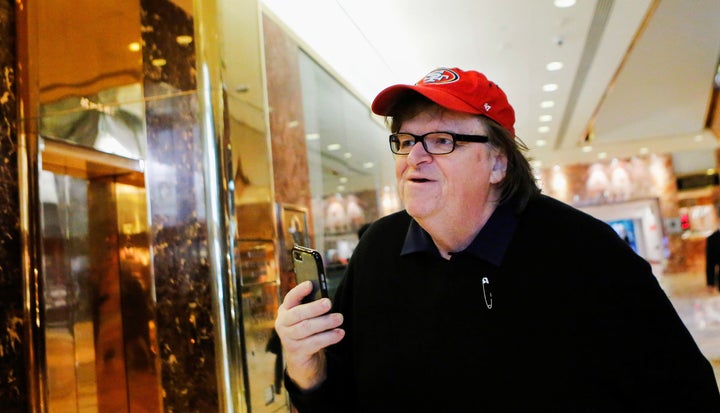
left=291, top=245, right=329, bottom=303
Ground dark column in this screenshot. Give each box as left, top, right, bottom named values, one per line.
left=141, top=0, right=220, bottom=411
left=0, top=0, right=27, bottom=412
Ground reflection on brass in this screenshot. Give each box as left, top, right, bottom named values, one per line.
left=41, top=137, right=144, bottom=187
left=36, top=0, right=142, bottom=105
left=240, top=283, right=283, bottom=411
left=115, top=182, right=162, bottom=413
left=39, top=147, right=161, bottom=412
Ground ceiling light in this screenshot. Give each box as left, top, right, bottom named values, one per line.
left=151, top=58, right=167, bottom=67
left=582, top=146, right=593, bottom=153
left=337, top=185, right=346, bottom=192
left=536, top=139, right=547, bottom=147
left=176, top=35, right=193, bottom=46
left=343, top=152, right=352, bottom=159
left=128, top=42, right=141, bottom=52
left=554, top=0, right=576, bottom=8
left=598, top=152, right=608, bottom=159
left=546, top=62, right=564, bottom=71
left=339, top=177, right=348, bottom=183
left=287, top=120, right=299, bottom=128
left=538, top=126, right=550, bottom=133
left=363, top=162, right=375, bottom=169
left=306, top=133, right=320, bottom=140
left=539, top=115, right=553, bottom=122
left=540, top=100, right=555, bottom=109
left=542, top=83, right=558, bottom=92
left=639, top=147, right=649, bottom=155
left=327, top=143, right=341, bottom=151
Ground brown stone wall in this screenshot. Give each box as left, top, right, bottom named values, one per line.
left=262, top=14, right=311, bottom=299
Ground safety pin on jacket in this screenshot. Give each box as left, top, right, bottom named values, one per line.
left=482, top=276, right=493, bottom=310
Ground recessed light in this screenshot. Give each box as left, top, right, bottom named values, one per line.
left=363, top=162, right=375, bottom=169
left=546, top=61, right=564, bottom=71
left=598, top=152, right=608, bottom=159
left=538, top=126, right=550, bottom=133
left=554, top=0, right=576, bottom=8
left=582, top=146, right=593, bottom=153
left=152, top=58, right=167, bottom=67
left=542, top=83, right=558, bottom=92
left=540, top=100, right=555, bottom=109
left=306, top=133, right=320, bottom=140
left=343, top=152, right=352, bottom=159
left=539, top=115, right=553, bottom=122
left=176, top=35, right=193, bottom=46
left=327, top=143, right=341, bottom=151
left=337, top=185, right=346, bottom=192
left=339, top=177, right=348, bottom=183
left=536, top=139, right=547, bottom=147
left=128, top=42, right=141, bottom=52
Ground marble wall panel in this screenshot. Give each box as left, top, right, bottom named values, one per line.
left=141, top=0, right=218, bottom=411
left=263, top=15, right=310, bottom=297
left=263, top=15, right=310, bottom=212
left=0, top=1, right=27, bottom=411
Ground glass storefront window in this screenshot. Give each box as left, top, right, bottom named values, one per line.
left=297, top=52, right=401, bottom=270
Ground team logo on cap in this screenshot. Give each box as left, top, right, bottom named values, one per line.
left=418, top=68, right=459, bottom=85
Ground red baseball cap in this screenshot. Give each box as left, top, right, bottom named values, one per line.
left=371, top=67, right=516, bottom=136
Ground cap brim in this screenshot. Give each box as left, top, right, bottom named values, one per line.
left=371, top=84, right=482, bottom=116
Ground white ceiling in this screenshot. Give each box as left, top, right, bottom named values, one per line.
left=261, top=0, right=720, bottom=174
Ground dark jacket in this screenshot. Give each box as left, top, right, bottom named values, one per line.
left=288, top=194, right=720, bottom=412
left=706, top=229, right=720, bottom=287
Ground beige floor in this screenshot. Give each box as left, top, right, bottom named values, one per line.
left=660, top=271, right=720, bottom=384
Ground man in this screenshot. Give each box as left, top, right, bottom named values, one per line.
left=275, top=67, right=720, bottom=411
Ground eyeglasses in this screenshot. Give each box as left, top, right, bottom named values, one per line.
left=389, top=132, right=489, bottom=155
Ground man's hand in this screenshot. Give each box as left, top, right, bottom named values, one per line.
left=274, top=281, right=345, bottom=390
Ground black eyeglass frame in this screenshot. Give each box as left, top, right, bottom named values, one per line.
left=388, top=131, right=490, bottom=155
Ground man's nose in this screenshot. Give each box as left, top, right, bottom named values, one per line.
left=406, top=140, right=432, bottom=163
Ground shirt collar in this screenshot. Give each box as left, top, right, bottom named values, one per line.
left=400, top=198, right=520, bottom=266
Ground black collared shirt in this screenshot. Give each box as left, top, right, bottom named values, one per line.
left=400, top=198, right=520, bottom=266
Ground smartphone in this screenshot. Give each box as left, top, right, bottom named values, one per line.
left=291, top=245, right=329, bottom=304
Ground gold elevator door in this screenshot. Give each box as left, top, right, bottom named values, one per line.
left=39, top=137, right=162, bottom=413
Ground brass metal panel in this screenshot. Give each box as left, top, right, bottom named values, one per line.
left=36, top=0, right=142, bottom=105
left=39, top=149, right=161, bottom=413
left=116, top=182, right=162, bottom=413
left=240, top=283, right=283, bottom=411
left=41, top=137, right=144, bottom=184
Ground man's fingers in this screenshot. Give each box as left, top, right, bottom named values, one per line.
left=284, top=327, right=345, bottom=359
left=283, top=311, right=344, bottom=341
left=281, top=280, right=315, bottom=308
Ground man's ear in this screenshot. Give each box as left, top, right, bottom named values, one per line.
left=490, top=153, right=507, bottom=184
